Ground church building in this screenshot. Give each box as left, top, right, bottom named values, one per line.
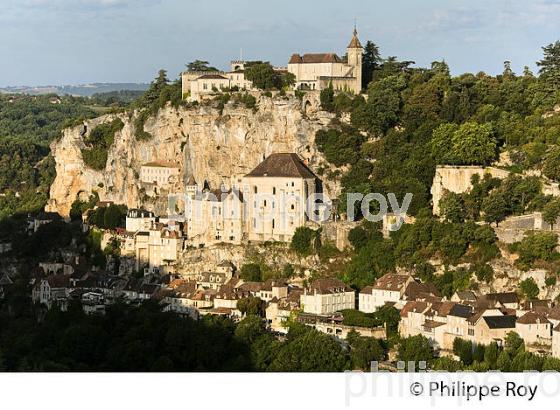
left=287, top=27, right=363, bottom=94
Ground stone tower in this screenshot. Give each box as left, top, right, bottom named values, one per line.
left=346, top=26, right=363, bottom=93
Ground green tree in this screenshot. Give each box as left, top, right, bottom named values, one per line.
left=320, top=84, right=335, bottom=112
left=397, top=335, right=433, bottom=368
left=484, top=342, right=499, bottom=369
left=291, top=227, right=319, bottom=256
left=518, top=278, right=540, bottom=300
left=269, top=330, right=349, bottom=371
left=482, top=190, right=509, bottom=226
left=432, top=357, right=463, bottom=371
left=244, top=62, right=279, bottom=90
left=186, top=60, right=218, bottom=72
left=515, top=232, right=559, bottom=268
left=234, top=315, right=266, bottom=344
left=103, top=204, right=125, bottom=229
left=237, top=297, right=266, bottom=317
left=352, top=74, right=405, bottom=135
left=439, top=191, right=466, bottom=223
left=543, top=147, right=560, bottom=182
left=431, top=122, right=496, bottom=165
left=347, top=330, right=385, bottom=370
left=496, top=350, right=512, bottom=371
left=505, top=331, right=525, bottom=353
left=535, top=41, right=560, bottom=106
left=543, top=198, right=560, bottom=229
left=451, top=122, right=497, bottom=165
left=239, top=263, right=262, bottom=281
left=430, top=123, right=459, bottom=164
left=362, top=40, right=382, bottom=88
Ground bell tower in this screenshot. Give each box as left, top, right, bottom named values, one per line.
left=346, top=25, right=363, bottom=93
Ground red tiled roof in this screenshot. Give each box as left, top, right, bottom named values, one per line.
left=289, top=53, right=343, bottom=64
left=245, top=153, right=317, bottom=179
left=517, top=311, right=551, bottom=325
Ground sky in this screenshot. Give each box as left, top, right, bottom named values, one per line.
left=1, top=0, right=560, bottom=86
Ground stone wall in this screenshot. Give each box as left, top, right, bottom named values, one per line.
left=47, top=94, right=337, bottom=218
left=431, top=166, right=510, bottom=215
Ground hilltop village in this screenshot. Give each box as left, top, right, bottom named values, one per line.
left=3, top=29, right=560, bottom=371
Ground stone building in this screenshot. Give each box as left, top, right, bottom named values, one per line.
left=288, top=27, right=363, bottom=93
left=300, top=278, right=355, bottom=315
left=140, top=161, right=181, bottom=188
left=125, top=209, right=155, bottom=232
left=242, top=153, right=319, bottom=243
left=181, top=60, right=254, bottom=102
left=185, top=153, right=320, bottom=245
left=186, top=188, right=245, bottom=246
left=122, top=210, right=185, bottom=273
left=553, top=325, right=560, bottom=358
left=515, top=311, right=552, bottom=346
left=359, top=273, right=414, bottom=313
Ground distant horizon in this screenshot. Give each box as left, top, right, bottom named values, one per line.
left=2, top=0, right=560, bottom=86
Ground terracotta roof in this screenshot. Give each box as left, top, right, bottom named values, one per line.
left=210, top=307, right=233, bottom=314
left=308, top=278, right=352, bottom=295
left=142, top=161, right=180, bottom=168
left=201, top=188, right=243, bottom=203
left=347, top=30, right=362, bottom=49
left=404, top=281, right=440, bottom=301
left=423, top=319, right=445, bottom=329
left=548, top=305, right=560, bottom=321
left=521, top=299, right=551, bottom=310
left=372, top=273, right=411, bottom=292
left=262, top=278, right=289, bottom=291
left=400, top=301, right=429, bottom=318
left=467, top=309, right=485, bottom=324
left=517, top=311, right=551, bottom=325
left=288, top=53, right=343, bottom=64
left=186, top=175, right=197, bottom=186
left=198, top=74, right=228, bottom=80
left=360, top=285, right=373, bottom=294
left=427, top=301, right=456, bottom=317
left=238, top=281, right=264, bottom=293
left=245, top=153, right=317, bottom=179
left=485, top=292, right=519, bottom=305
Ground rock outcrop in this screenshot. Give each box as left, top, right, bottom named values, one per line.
left=430, top=166, right=510, bottom=215
left=47, top=94, right=337, bottom=217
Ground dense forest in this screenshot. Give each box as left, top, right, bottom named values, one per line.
left=307, top=40, right=560, bottom=294
left=0, top=92, right=140, bottom=222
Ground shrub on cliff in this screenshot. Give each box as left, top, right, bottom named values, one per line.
left=290, top=227, right=320, bottom=256
left=81, top=118, right=124, bottom=170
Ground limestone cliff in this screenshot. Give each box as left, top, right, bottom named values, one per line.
left=430, top=166, right=510, bottom=215
left=47, top=94, right=337, bottom=217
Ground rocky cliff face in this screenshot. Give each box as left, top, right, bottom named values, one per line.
left=430, top=166, right=510, bottom=215
left=47, top=94, right=337, bottom=217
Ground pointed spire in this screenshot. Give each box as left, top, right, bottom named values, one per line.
left=347, top=23, right=362, bottom=49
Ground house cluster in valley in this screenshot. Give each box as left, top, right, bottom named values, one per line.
left=11, top=260, right=560, bottom=360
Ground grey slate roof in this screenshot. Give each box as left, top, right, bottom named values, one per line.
left=449, top=304, right=472, bottom=318
left=483, top=315, right=516, bottom=329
